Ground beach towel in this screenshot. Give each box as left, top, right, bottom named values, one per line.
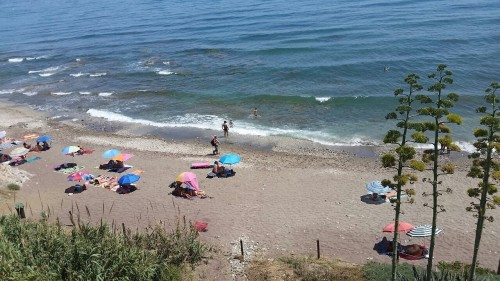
left=110, top=165, right=133, bottom=173
left=191, top=162, right=214, bottom=169
left=55, top=165, right=84, bottom=174
left=24, top=156, right=41, bottom=163
left=0, top=142, right=16, bottom=150
left=21, top=134, right=39, bottom=140
left=90, top=175, right=120, bottom=192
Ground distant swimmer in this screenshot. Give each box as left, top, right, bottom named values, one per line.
left=252, top=107, right=258, bottom=117
left=384, top=66, right=390, bottom=72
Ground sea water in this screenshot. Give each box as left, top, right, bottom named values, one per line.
left=0, top=0, right=499, bottom=151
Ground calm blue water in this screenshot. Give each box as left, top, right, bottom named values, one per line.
left=1, top=0, right=499, bottom=150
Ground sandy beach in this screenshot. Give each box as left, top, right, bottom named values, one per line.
left=0, top=101, right=499, bottom=278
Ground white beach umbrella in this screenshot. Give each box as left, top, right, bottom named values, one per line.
left=407, top=225, right=443, bottom=238
left=9, top=147, right=29, bottom=158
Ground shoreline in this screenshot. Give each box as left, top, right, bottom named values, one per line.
left=1, top=100, right=498, bottom=275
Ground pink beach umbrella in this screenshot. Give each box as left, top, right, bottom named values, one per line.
left=67, top=171, right=93, bottom=182
left=111, top=153, right=134, bottom=162
left=383, top=222, right=414, bottom=233
left=175, top=172, right=199, bottom=191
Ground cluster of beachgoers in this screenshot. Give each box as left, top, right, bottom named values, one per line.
left=0, top=101, right=499, bottom=277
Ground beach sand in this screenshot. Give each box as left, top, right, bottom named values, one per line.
left=0, top=101, right=499, bottom=279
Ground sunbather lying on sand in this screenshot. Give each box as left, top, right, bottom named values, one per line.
left=99, top=160, right=125, bottom=170
left=383, top=237, right=427, bottom=257
left=91, top=175, right=119, bottom=190
left=171, top=183, right=207, bottom=199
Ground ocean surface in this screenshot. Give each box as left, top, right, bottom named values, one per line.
left=1, top=0, right=499, bottom=151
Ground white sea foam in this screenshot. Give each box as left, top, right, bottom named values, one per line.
left=79, top=91, right=92, bottom=95
left=28, top=66, right=60, bottom=74
left=455, top=141, right=476, bottom=153
left=50, top=116, right=62, bottom=119
left=0, top=89, right=16, bottom=95
left=8, top=58, right=24, bottom=63
left=29, top=66, right=61, bottom=77
left=87, top=109, right=168, bottom=127
left=70, top=72, right=90, bottom=77
left=90, top=72, right=107, bottom=77
left=85, top=109, right=378, bottom=147
left=98, top=92, right=114, bottom=97
left=315, top=97, right=331, bottom=103
left=158, top=70, right=175, bottom=75
left=22, top=91, right=38, bottom=96
left=52, top=91, right=72, bottom=96
left=39, top=73, right=55, bottom=77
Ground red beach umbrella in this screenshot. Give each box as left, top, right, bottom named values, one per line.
left=383, top=222, right=414, bottom=233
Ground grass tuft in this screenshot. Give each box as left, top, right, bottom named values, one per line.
left=6, top=184, right=20, bottom=191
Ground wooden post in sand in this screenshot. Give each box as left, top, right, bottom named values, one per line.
left=497, top=258, right=500, bottom=275
left=240, top=239, right=244, bottom=258
left=316, top=239, right=320, bottom=259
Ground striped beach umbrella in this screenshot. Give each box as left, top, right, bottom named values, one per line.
left=407, top=225, right=443, bottom=238
left=366, top=181, right=391, bottom=194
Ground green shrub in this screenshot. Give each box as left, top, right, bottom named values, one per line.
left=6, top=184, right=20, bottom=191
left=0, top=214, right=208, bottom=280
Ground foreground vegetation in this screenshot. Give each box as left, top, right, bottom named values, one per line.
left=0, top=215, right=208, bottom=281
left=246, top=256, right=499, bottom=281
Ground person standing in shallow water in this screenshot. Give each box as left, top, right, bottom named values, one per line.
left=222, top=120, right=229, bottom=137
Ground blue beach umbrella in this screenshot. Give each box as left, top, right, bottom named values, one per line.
left=118, top=174, right=141, bottom=185
left=366, top=181, right=391, bottom=194
left=36, top=135, right=52, bottom=142
left=102, top=149, right=121, bottom=158
left=219, top=154, right=241, bottom=165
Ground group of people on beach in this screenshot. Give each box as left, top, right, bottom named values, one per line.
left=210, top=107, right=259, bottom=154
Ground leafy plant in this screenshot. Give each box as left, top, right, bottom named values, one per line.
left=466, top=82, right=500, bottom=281
left=6, top=183, right=20, bottom=191
left=0, top=214, right=208, bottom=280
left=415, top=65, right=462, bottom=279
left=382, top=73, right=425, bottom=280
